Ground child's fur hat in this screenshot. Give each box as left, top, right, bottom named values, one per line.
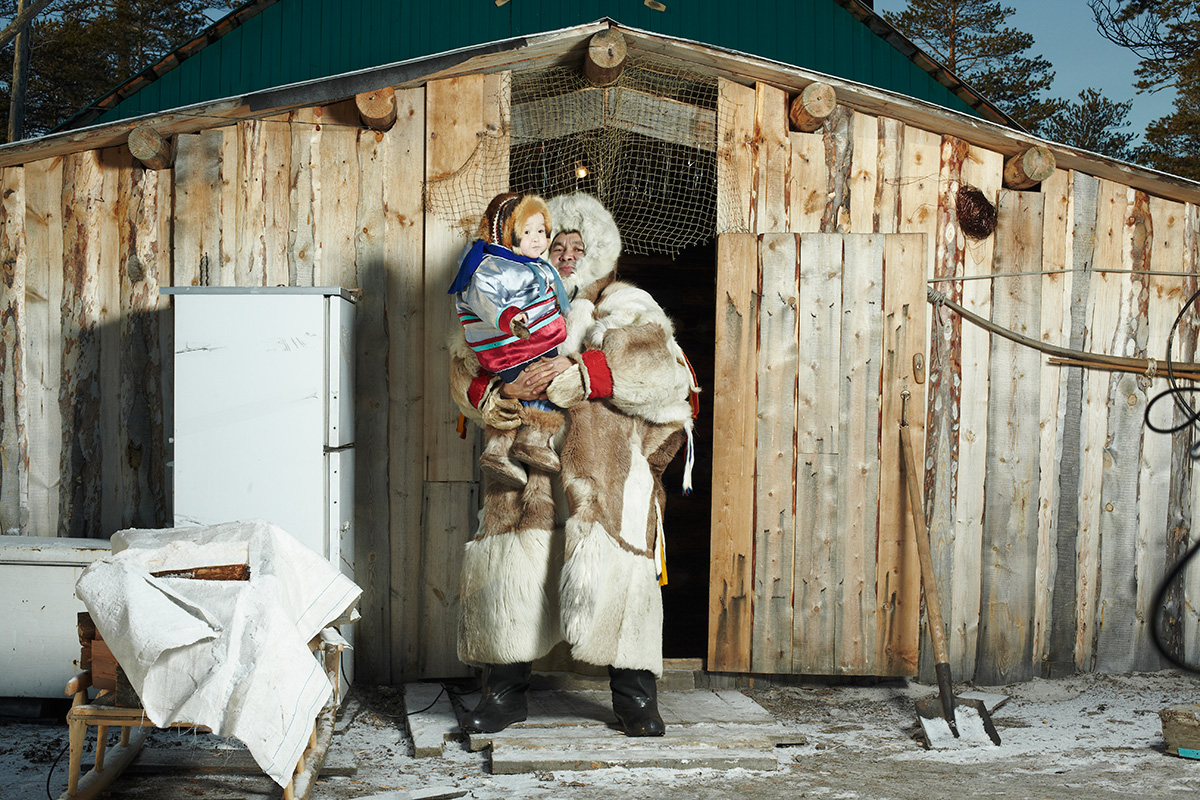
left=479, top=192, right=552, bottom=251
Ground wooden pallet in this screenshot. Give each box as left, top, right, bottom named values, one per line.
left=57, top=634, right=344, bottom=800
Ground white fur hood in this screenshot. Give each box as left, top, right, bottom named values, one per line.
left=547, top=192, right=622, bottom=297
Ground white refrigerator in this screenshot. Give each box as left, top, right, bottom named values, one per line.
left=165, top=286, right=356, bottom=681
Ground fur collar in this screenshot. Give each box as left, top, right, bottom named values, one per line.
left=547, top=193, right=622, bottom=299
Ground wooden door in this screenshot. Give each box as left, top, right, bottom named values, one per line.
left=708, top=232, right=926, bottom=675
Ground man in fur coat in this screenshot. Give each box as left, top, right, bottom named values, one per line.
left=448, top=192, right=697, bottom=737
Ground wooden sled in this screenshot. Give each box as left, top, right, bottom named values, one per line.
left=58, top=633, right=345, bottom=800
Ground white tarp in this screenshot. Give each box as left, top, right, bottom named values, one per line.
left=75, top=520, right=361, bottom=786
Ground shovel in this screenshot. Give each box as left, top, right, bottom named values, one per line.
left=899, top=390, right=1001, bottom=748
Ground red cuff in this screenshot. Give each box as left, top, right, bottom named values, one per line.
left=497, top=306, right=522, bottom=335
left=467, top=373, right=492, bottom=409
left=581, top=350, right=613, bottom=399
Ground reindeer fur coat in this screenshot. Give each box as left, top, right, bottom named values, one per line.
left=448, top=193, right=695, bottom=676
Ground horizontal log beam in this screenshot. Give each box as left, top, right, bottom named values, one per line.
left=512, top=86, right=716, bottom=152
left=127, top=126, right=174, bottom=170
left=789, top=82, right=836, bottom=132
left=356, top=86, right=397, bottom=131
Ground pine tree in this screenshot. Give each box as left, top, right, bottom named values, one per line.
left=1041, top=88, right=1136, bottom=162
left=0, top=0, right=236, bottom=139
left=1090, top=0, right=1200, bottom=177
left=883, top=0, right=1063, bottom=132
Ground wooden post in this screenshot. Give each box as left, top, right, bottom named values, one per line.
left=584, top=29, right=626, bottom=86
left=356, top=86, right=397, bottom=131
left=789, top=83, right=837, bottom=132
left=1003, top=146, right=1056, bottom=190
left=127, top=126, right=174, bottom=170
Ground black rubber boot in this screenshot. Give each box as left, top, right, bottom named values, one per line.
left=608, top=666, right=665, bottom=737
left=461, top=662, right=532, bottom=734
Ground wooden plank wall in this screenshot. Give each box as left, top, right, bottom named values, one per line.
left=712, top=79, right=1200, bottom=680
left=3, top=70, right=1200, bottom=682
left=0, top=74, right=512, bottom=683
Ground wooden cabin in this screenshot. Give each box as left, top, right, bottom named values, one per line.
left=2, top=13, right=1199, bottom=687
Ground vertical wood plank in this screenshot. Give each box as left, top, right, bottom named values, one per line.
left=313, top=123, right=359, bottom=289
left=118, top=161, right=170, bottom=531
left=353, top=125, right=391, bottom=683
left=950, top=145, right=1002, bottom=676
left=793, top=234, right=843, bottom=675
left=1045, top=171, right=1098, bottom=677
left=60, top=151, right=105, bottom=538
left=708, top=232, right=758, bottom=673
left=1182, top=204, right=1200, bottom=667
left=920, top=136, right=968, bottom=679
left=716, top=78, right=754, bottom=235
left=751, top=233, right=797, bottom=672
left=1140, top=195, right=1185, bottom=672
left=876, top=232, right=925, bottom=675
left=786, top=131, right=825, bottom=234
left=1076, top=178, right=1127, bottom=670
left=1094, top=189, right=1153, bottom=673
left=1033, top=168, right=1072, bottom=668
left=423, top=74, right=490, bottom=484
left=289, top=108, right=319, bottom=287
left=217, top=126, right=238, bottom=285
left=848, top=112, right=878, bottom=233
left=420, top=481, right=477, bottom=678
left=752, top=83, right=788, bottom=234
left=24, top=157, right=64, bottom=537
left=387, top=87, right=427, bottom=682
left=820, top=106, right=853, bottom=233
left=172, top=130, right=222, bottom=287
left=976, top=190, right=1044, bottom=684
left=874, top=118, right=902, bottom=234
left=97, top=151, right=122, bottom=538
left=0, top=166, right=28, bottom=534
left=836, top=234, right=883, bottom=674
left=236, top=119, right=268, bottom=286
left=263, top=114, right=291, bottom=287
left=897, top=126, right=939, bottom=275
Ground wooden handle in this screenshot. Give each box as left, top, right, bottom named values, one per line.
left=900, top=424, right=951, bottom=667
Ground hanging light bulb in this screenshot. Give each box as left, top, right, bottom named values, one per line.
left=575, top=162, right=590, bottom=180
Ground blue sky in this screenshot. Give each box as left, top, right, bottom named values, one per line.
left=873, top=0, right=1177, bottom=141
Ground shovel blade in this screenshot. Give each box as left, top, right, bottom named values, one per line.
left=916, top=696, right=1001, bottom=748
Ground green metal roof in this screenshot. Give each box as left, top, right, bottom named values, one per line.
left=62, top=0, right=1002, bottom=131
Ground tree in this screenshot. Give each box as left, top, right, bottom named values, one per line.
left=1041, top=88, right=1136, bottom=162
left=882, top=0, right=1063, bottom=132
left=1090, top=1, right=1200, bottom=178
left=0, top=0, right=237, bottom=140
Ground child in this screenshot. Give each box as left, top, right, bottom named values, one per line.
left=448, top=192, right=572, bottom=487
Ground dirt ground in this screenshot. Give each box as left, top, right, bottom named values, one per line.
left=4, top=670, right=1199, bottom=799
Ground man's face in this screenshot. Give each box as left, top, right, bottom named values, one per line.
left=548, top=232, right=586, bottom=277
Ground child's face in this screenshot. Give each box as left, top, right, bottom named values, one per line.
left=517, top=213, right=548, bottom=258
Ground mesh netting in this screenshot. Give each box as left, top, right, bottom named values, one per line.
left=425, top=58, right=742, bottom=256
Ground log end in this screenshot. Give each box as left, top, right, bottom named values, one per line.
left=585, top=29, right=627, bottom=86
left=789, top=83, right=837, bottom=132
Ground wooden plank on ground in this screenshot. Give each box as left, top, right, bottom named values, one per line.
left=490, top=744, right=778, bottom=774
left=976, top=190, right=1044, bottom=685
left=708, top=232, right=758, bottom=673
left=405, top=682, right=458, bottom=757
left=0, top=165, right=27, bottom=534
left=951, top=144, right=1002, bottom=676
left=787, top=131, right=826, bottom=233
left=1094, top=188, right=1153, bottom=673
left=1075, top=178, right=1126, bottom=670
left=836, top=234, right=883, bottom=674
left=387, top=87, right=427, bottom=684
left=876, top=232, right=926, bottom=676
left=752, top=83, right=788, bottom=234
left=716, top=78, right=754, bottom=235
left=23, top=156, right=64, bottom=537
left=751, top=233, right=798, bottom=673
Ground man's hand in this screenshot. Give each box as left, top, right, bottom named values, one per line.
left=498, top=355, right=572, bottom=401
